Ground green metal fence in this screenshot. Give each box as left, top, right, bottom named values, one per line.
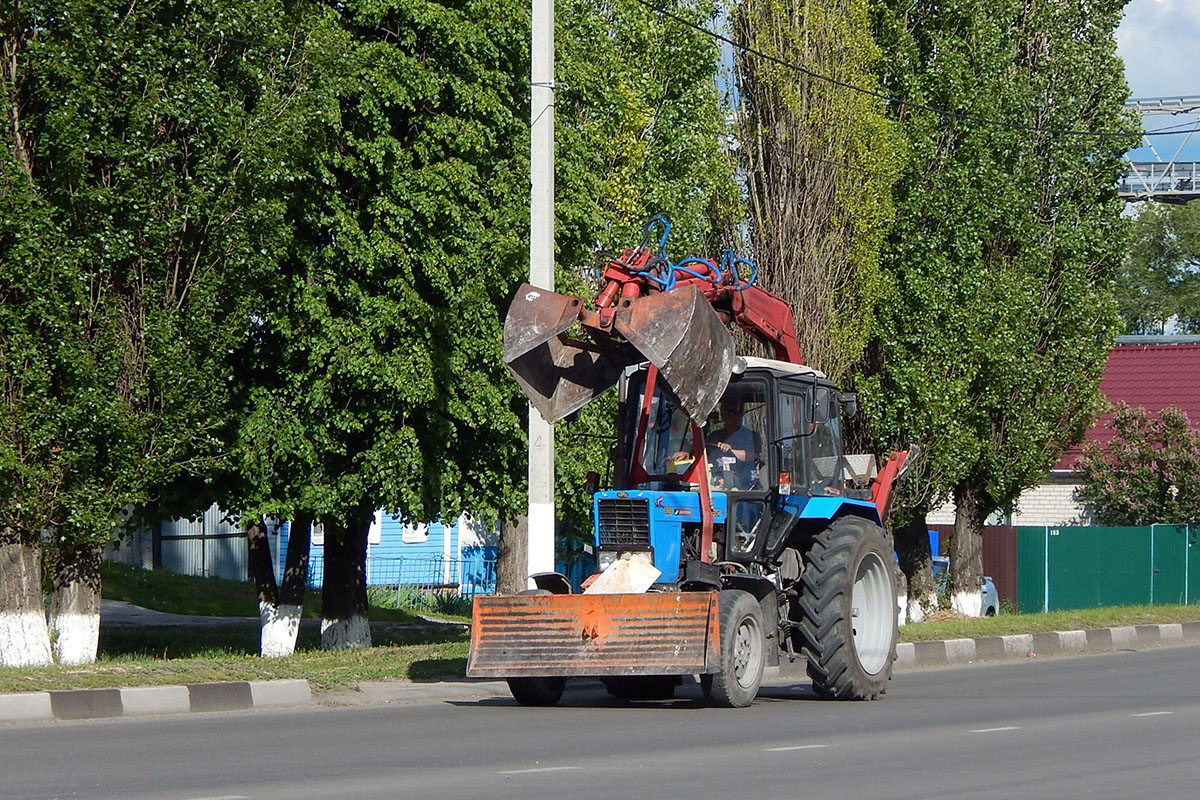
left=1016, top=525, right=1200, bottom=612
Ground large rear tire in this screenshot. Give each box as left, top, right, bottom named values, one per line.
left=700, top=590, right=766, bottom=708
left=507, top=677, right=566, bottom=706
left=796, top=516, right=897, bottom=700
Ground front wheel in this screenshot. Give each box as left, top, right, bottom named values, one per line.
left=701, top=590, right=766, bottom=708
left=507, top=677, right=566, bottom=706
left=796, top=516, right=898, bottom=700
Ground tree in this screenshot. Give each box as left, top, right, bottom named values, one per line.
left=734, top=0, right=901, bottom=382
left=496, top=0, right=742, bottom=589
left=861, top=0, right=1134, bottom=617
left=947, top=0, right=1132, bottom=613
left=227, top=0, right=532, bottom=646
left=1076, top=403, right=1200, bottom=525
left=1, top=0, right=312, bottom=665
left=1118, top=202, right=1200, bottom=335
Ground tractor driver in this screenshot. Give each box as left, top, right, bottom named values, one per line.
left=671, top=400, right=760, bottom=490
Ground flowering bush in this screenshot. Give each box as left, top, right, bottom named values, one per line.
left=1076, top=403, right=1200, bottom=524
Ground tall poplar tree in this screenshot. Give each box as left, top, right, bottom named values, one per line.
left=862, top=0, right=1134, bottom=616
left=735, top=0, right=901, bottom=381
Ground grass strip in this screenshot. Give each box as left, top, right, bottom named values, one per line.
left=0, top=622, right=469, bottom=693
left=899, top=604, right=1200, bottom=642
left=11, top=565, right=1192, bottom=695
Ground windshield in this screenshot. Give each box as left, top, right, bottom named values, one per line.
left=626, top=372, right=768, bottom=491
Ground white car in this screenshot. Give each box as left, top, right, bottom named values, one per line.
left=932, top=556, right=998, bottom=617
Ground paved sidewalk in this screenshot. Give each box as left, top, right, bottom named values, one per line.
left=100, top=599, right=260, bottom=628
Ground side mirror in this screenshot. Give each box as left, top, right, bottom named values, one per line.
left=840, top=393, right=858, bottom=419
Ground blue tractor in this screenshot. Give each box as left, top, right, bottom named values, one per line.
left=468, top=220, right=911, bottom=707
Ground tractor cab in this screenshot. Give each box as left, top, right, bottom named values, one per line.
left=594, top=358, right=878, bottom=584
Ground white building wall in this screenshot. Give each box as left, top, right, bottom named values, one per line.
left=925, top=472, right=1090, bottom=527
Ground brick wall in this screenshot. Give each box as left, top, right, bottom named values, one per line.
left=924, top=472, right=1092, bottom=527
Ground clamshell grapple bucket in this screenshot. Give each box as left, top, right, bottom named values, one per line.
left=503, top=282, right=735, bottom=423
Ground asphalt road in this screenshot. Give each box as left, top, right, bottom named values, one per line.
left=5, top=644, right=1200, bottom=800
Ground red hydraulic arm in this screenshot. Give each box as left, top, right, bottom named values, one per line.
left=583, top=245, right=804, bottom=365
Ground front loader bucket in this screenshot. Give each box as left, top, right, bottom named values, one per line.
left=504, top=283, right=633, bottom=422
left=614, top=285, right=735, bottom=422
left=467, top=592, right=721, bottom=678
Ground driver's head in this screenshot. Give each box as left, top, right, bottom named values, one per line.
left=720, top=401, right=744, bottom=426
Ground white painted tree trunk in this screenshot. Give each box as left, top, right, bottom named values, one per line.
left=48, top=543, right=102, bottom=665
left=952, top=590, right=982, bottom=617
left=260, top=602, right=303, bottom=658
left=0, top=610, right=52, bottom=667
left=51, top=611, right=100, bottom=666
left=320, top=615, right=371, bottom=650
left=0, top=535, right=52, bottom=667
left=905, top=592, right=938, bottom=623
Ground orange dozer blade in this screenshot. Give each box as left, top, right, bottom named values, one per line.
left=613, top=285, right=735, bottom=422
left=467, top=592, right=721, bottom=678
left=503, top=283, right=635, bottom=423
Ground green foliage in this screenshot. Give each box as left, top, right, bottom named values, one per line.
left=735, top=0, right=901, bottom=380
left=5, top=0, right=739, bottom=579
left=369, top=584, right=473, bottom=617
left=236, top=0, right=739, bottom=539
left=2, top=1, right=312, bottom=549
left=549, top=0, right=739, bottom=532
left=1076, top=404, right=1200, bottom=525
left=1119, top=202, right=1200, bottom=335
left=555, top=0, right=740, bottom=267
left=234, top=0, right=530, bottom=530
left=860, top=0, right=1135, bottom=527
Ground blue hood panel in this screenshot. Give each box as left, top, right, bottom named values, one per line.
left=593, top=490, right=727, bottom=582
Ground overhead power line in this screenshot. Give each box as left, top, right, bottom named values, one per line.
left=629, top=0, right=1198, bottom=141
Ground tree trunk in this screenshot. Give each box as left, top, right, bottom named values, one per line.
left=246, top=516, right=302, bottom=658
left=320, top=514, right=371, bottom=649
left=279, top=512, right=312, bottom=596
left=48, top=541, right=102, bottom=665
left=894, top=513, right=936, bottom=623
left=0, top=527, right=52, bottom=667
left=495, top=515, right=528, bottom=595
left=950, top=482, right=985, bottom=616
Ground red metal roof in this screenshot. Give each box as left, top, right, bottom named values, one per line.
left=1056, top=343, right=1200, bottom=470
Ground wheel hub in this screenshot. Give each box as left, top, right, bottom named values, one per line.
left=851, top=551, right=893, bottom=675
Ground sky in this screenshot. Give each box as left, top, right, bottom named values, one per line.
left=1118, top=0, right=1200, bottom=161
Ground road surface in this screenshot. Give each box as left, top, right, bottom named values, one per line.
left=4, top=644, right=1199, bottom=799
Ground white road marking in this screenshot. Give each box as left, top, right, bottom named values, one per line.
left=763, top=745, right=828, bottom=752
left=1132, top=711, right=1174, bottom=717
left=970, top=726, right=1021, bottom=733
left=498, top=766, right=581, bottom=775
left=180, top=796, right=249, bottom=800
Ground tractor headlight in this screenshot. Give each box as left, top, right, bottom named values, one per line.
left=597, top=548, right=654, bottom=573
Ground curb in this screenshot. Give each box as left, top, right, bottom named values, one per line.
left=6, top=623, right=1200, bottom=723
left=0, top=679, right=311, bottom=724
left=894, top=621, right=1200, bottom=669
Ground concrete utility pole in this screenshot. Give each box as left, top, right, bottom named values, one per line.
left=527, top=0, right=556, bottom=583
